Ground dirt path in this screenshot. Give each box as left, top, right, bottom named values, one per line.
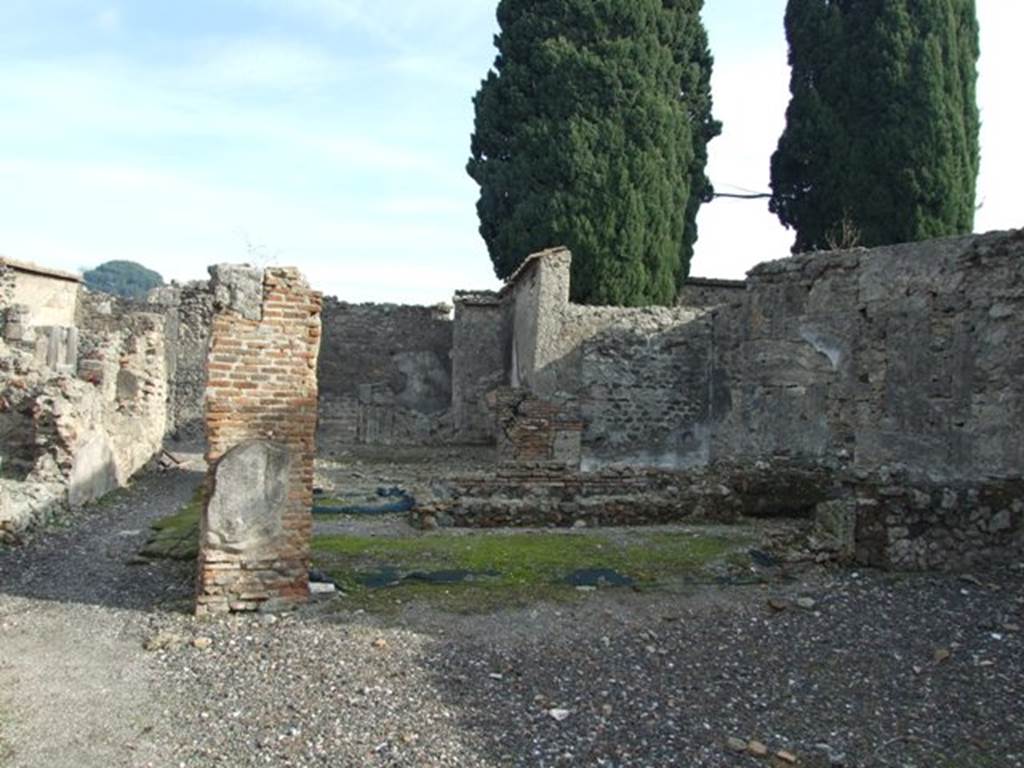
left=0, top=461, right=202, bottom=768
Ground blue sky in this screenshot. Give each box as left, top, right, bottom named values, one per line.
left=1, top=1, right=1020, bottom=304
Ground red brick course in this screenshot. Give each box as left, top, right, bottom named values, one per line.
left=196, top=268, right=322, bottom=616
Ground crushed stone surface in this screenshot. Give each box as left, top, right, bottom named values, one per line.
left=2, top=460, right=1023, bottom=768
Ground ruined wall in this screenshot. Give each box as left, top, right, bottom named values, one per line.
left=503, top=249, right=712, bottom=468
left=711, top=231, right=1024, bottom=480
left=0, top=262, right=14, bottom=334
left=677, top=277, right=746, bottom=309
left=1, top=287, right=168, bottom=541
left=76, top=298, right=169, bottom=497
left=0, top=259, right=81, bottom=328
left=849, top=477, right=1024, bottom=571
left=197, top=266, right=321, bottom=615
left=317, top=300, right=453, bottom=451
left=451, top=292, right=508, bottom=443
left=146, top=281, right=214, bottom=440
left=579, top=310, right=713, bottom=470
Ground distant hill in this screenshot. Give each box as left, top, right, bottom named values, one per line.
left=82, top=260, right=164, bottom=299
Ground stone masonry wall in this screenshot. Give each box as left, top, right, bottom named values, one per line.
left=74, top=306, right=168, bottom=504
left=579, top=310, right=714, bottom=470
left=848, top=477, right=1024, bottom=571
left=146, top=281, right=215, bottom=440
left=1, top=287, right=168, bottom=541
left=317, top=299, right=453, bottom=452
left=445, top=232, right=1023, bottom=569
left=676, top=277, right=746, bottom=309
left=197, top=266, right=321, bottom=615
left=0, top=262, right=14, bottom=335
left=711, top=230, right=1024, bottom=480
left=451, top=292, right=508, bottom=443
left=503, top=248, right=712, bottom=469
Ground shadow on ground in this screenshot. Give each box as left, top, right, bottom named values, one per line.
left=0, top=467, right=203, bottom=612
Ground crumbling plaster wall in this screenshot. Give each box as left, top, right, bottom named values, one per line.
left=711, top=230, right=1024, bottom=480
left=1, top=283, right=168, bottom=541
left=317, top=299, right=453, bottom=451
left=0, top=259, right=81, bottom=328
left=451, top=292, right=509, bottom=443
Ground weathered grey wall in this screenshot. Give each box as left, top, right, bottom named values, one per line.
left=710, top=230, right=1024, bottom=481
left=317, top=299, right=454, bottom=450
left=502, top=249, right=715, bottom=468
left=159, top=282, right=214, bottom=440
left=677, top=277, right=746, bottom=309
left=451, top=292, right=508, bottom=443
left=579, top=310, right=714, bottom=470
left=503, top=232, right=1023, bottom=481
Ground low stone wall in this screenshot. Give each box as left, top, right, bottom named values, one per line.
left=849, top=478, right=1024, bottom=571
left=196, top=266, right=321, bottom=616
left=417, top=460, right=835, bottom=530
left=0, top=481, right=64, bottom=544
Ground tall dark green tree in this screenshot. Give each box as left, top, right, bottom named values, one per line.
left=770, top=0, right=979, bottom=253
left=468, top=0, right=720, bottom=306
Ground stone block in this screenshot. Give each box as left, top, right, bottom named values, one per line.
left=209, top=264, right=264, bottom=321
left=204, top=440, right=290, bottom=556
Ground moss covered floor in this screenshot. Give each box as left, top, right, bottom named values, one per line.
left=139, top=493, right=763, bottom=613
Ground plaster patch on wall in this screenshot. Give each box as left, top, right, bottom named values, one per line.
left=799, top=326, right=843, bottom=370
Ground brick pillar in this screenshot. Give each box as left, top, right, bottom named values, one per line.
left=196, top=266, right=322, bottom=616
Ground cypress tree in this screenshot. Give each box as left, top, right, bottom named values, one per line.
left=468, top=0, right=720, bottom=306
left=770, top=0, right=980, bottom=253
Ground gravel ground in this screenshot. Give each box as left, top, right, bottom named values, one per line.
left=2, top=459, right=1023, bottom=768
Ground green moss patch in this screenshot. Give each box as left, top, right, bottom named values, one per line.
left=140, top=492, right=756, bottom=614
left=139, top=488, right=202, bottom=561
left=312, top=528, right=750, bottom=613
